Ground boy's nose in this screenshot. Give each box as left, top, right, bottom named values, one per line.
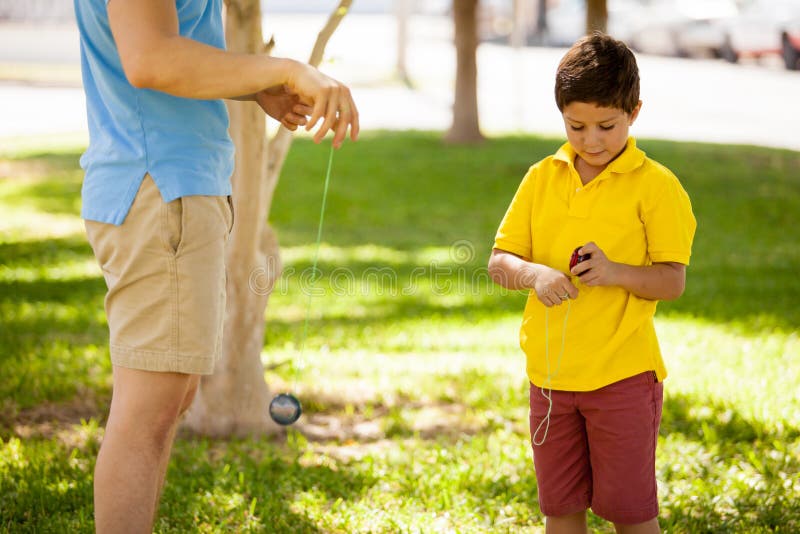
left=584, top=127, right=600, bottom=144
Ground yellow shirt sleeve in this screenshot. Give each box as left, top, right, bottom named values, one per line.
left=493, top=166, right=536, bottom=260
left=642, top=168, right=697, bottom=265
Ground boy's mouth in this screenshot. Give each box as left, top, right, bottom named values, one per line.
left=584, top=149, right=605, bottom=157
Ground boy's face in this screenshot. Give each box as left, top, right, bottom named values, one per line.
left=562, top=101, right=642, bottom=169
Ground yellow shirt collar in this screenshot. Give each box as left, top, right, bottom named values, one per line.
left=554, top=137, right=645, bottom=176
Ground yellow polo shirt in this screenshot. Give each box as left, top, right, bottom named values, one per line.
left=494, top=138, right=696, bottom=391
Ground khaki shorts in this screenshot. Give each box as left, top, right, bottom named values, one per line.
left=85, top=174, right=233, bottom=375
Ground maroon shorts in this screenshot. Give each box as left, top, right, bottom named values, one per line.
left=529, top=371, right=663, bottom=524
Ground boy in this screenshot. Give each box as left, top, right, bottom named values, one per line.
left=74, top=0, right=358, bottom=532
left=487, top=33, right=696, bottom=533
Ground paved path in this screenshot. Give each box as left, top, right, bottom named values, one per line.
left=1, top=15, right=799, bottom=151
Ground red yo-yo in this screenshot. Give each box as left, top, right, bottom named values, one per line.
left=569, top=246, right=591, bottom=273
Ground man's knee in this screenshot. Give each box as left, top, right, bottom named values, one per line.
left=108, top=368, right=199, bottom=443
left=179, top=376, right=200, bottom=416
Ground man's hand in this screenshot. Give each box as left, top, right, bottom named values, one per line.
left=254, top=85, right=312, bottom=131
left=285, top=61, right=359, bottom=148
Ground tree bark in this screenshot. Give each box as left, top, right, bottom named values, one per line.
left=183, top=0, right=353, bottom=437
left=586, top=0, right=608, bottom=34
left=445, top=0, right=484, bottom=144
left=395, top=0, right=411, bottom=86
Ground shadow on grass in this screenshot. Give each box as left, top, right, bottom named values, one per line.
left=0, top=277, right=105, bottom=311
left=0, top=150, right=84, bottom=216
left=0, top=435, right=98, bottom=533
left=663, top=391, right=799, bottom=443
left=0, top=235, right=93, bottom=266
left=659, top=391, right=800, bottom=532
left=160, top=438, right=379, bottom=533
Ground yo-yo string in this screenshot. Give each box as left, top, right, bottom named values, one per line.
left=532, top=299, right=571, bottom=446
left=293, top=142, right=335, bottom=390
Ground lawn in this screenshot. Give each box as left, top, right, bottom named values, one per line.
left=1, top=131, right=798, bottom=533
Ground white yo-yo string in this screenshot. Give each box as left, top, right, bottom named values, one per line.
left=532, top=299, right=571, bottom=446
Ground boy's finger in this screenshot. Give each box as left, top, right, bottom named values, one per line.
left=572, top=262, right=591, bottom=277
left=566, top=284, right=579, bottom=299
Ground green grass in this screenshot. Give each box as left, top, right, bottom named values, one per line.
left=1, top=131, right=799, bottom=532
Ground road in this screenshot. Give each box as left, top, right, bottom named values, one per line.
left=1, top=14, right=799, bottom=151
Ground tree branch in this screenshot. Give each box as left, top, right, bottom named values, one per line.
left=309, top=0, right=353, bottom=67
left=267, top=0, right=353, bottom=177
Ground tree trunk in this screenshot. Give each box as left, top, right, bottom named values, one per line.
left=510, top=0, right=526, bottom=48
left=183, top=0, right=353, bottom=437
left=182, top=0, right=278, bottom=437
left=395, top=0, right=411, bottom=86
left=445, top=0, right=484, bottom=144
left=535, top=0, right=548, bottom=39
left=586, top=0, right=608, bottom=34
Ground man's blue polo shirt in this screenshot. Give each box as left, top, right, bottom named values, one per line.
left=74, top=0, right=235, bottom=225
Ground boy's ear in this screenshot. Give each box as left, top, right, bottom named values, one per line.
left=629, top=100, right=643, bottom=125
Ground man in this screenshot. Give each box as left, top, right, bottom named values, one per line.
left=73, top=0, right=359, bottom=531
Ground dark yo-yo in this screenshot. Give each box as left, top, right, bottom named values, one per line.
left=569, top=246, right=591, bottom=274
left=269, top=393, right=302, bottom=426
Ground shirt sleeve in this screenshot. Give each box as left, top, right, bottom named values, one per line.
left=493, top=166, right=536, bottom=261
left=643, top=172, right=697, bottom=265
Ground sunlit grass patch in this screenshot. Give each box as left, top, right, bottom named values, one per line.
left=1, top=133, right=799, bottom=532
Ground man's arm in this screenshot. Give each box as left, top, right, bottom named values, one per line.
left=107, top=0, right=358, bottom=146
left=569, top=242, right=686, bottom=300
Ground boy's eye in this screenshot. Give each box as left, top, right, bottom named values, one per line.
left=570, top=125, right=584, bottom=131
left=600, top=124, right=615, bottom=131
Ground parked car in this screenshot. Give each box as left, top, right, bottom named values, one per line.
left=784, top=17, right=800, bottom=69
left=544, top=0, right=646, bottom=48
left=627, top=0, right=738, bottom=57
left=717, top=0, right=800, bottom=67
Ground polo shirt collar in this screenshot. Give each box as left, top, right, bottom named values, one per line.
left=554, top=137, right=645, bottom=176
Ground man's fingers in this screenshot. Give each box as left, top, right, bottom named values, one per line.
left=293, top=103, right=313, bottom=116
left=284, top=112, right=307, bottom=127
left=332, top=113, right=349, bottom=148
left=315, top=89, right=340, bottom=143
left=297, top=77, right=358, bottom=146
left=332, top=97, right=354, bottom=147
left=306, top=96, right=327, bottom=134
left=348, top=93, right=360, bottom=141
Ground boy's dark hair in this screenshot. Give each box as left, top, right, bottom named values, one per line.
left=555, top=32, right=640, bottom=114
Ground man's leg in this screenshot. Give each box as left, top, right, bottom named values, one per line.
left=94, top=366, right=199, bottom=534
left=152, top=374, right=200, bottom=519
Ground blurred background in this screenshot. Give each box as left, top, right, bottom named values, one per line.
left=3, top=0, right=800, bottom=66
left=2, top=3, right=799, bottom=531
left=1, top=0, right=799, bottom=149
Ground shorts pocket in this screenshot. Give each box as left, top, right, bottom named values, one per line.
left=163, top=197, right=184, bottom=255
left=225, top=195, right=234, bottom=235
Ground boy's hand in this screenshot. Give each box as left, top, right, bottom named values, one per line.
left=254, top=85, right=313, bottom=131
left=570, top=242, right=620, bottom=287
left=534, top=266, right=578, bottom=307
